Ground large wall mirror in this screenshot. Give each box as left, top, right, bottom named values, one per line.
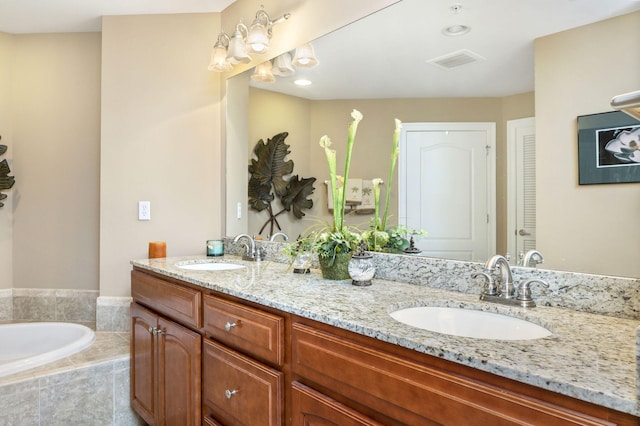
left=225, top=0, right=640, bottom=277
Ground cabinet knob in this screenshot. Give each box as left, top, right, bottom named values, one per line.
left=225, top=389, right=238, bottom=399
left=148, top=326, right=165, bottom=336
left=224, top=321, right=238, bottom=331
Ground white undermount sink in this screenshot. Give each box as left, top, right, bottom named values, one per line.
left=389, top=306, right=551, bottom=340
left=177, top=262, right=246, bottom=271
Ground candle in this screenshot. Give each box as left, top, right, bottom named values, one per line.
left=206, top=240, right=224, bottom=257
left=148, top=241, right=166, bottom=258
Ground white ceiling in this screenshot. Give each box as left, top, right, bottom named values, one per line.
left=1, top=0, right=638, bottom=99
left=250, top=0, right=640, bottom=99
left=0, top=0, right=236, bottom=33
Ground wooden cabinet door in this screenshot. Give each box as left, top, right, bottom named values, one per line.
left=131, top=303, right=157, bottom=425
left=158, top=316, right=202, bottom=426
left=291, top=382, right=383, bottom=426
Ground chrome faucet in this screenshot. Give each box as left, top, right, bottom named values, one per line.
left=484, top=254, right=515, bottom=298
left=516, top=279, right=549, bottom=308
left=472, top=254, right=548, bottom=308
left=269, top=232, right=289, bottom=242
left=233, top=234, right=264, bottom=261
left=521, top=249, right=544, bottom=268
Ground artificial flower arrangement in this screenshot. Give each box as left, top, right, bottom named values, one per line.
left=361, top=119, right=427, bottom=253
left=313, top=110, right=363, bottom=272
left=284, top=109, right=426, bottom=278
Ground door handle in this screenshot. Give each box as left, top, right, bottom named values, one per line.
left=518, top=229, right=531, bottom=236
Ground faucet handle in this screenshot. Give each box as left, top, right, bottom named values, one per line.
left=471, top=271, right=499, bottom=296
left=516, top=279, right=549, bottom=307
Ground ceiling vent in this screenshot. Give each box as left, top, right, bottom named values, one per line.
left=426, top=49, right=485, bottom=70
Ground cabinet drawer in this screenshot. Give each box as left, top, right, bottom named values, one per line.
left=203, top=294, right=284, bottom=366
left=131, top=270, right=202, bottom=328
left=292, top=323, right=612, bottom=426
left=292, top=381, right=383, bottom=426
left=202, top=339, right=283, bottom=426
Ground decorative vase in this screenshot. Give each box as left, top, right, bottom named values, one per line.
left=292, top=252, right=312, bottom=274
left=319, top=252, right=352, bottom=280
left=348, top=249, right=375, bottom=286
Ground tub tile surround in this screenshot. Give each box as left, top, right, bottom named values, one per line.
left=0, top=289, right=11, bottom=321
left=11, top=288, right=98, bottom=323
left=0, top=332, right=143, bottom=426
left=138, top=251, right=640, bottom=417
left=96, top=296, right=132, bottom=332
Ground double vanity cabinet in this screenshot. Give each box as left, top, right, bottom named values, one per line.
left=130, top=260, right=640, bottom=425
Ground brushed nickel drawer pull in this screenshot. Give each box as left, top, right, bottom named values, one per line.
left=225, top=321, right=238, bottom=331
left=225, top=389, right=238, bottom=399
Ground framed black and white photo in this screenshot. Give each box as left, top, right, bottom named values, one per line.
left=577, top=111, right=640, bottom=185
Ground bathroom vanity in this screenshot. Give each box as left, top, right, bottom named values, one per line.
left=130, top=255, right=640, bottom=425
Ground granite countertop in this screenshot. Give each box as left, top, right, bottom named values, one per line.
left=131, top=255, right=640, bottom=416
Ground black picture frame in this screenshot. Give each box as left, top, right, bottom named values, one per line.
left=577, top=111, right=640, bottom=185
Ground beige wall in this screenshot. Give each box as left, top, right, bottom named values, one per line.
left=99, top=1, right=395, bottom=298
left=223, top=0, right=399, bottom=241
left=248, top=88, right=311, bottom=239
left=536, top=11, right=640, bottom=277
left=246, top=92, right=535, bottom=253
left=12, top=33, right=101, bottom=290
left=3, top=2, right=633, bottom=299
left=0, top=32, right=13, bottom=289
left=100, top=14, right=224, bottom=298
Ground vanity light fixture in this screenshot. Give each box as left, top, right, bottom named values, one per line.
left=208, top=31, right=232, bottom=72
left=251, top=61, right=276, bottom=83
left=246, top=5, right=291, bottom=54
left=226, top=23, right=251, bottom=64
left=292, top=43, right=319, bottom=68
left=208, top=5, right=291, bottom=72
left=272, top=52, right=295, bottom=77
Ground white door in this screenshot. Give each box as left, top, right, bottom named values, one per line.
left=399, top=122, right=496, bottom=261
left=507, top=117, right=536, bottom=262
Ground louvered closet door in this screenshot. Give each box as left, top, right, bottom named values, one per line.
left=515, top=118, right=537, bottom=255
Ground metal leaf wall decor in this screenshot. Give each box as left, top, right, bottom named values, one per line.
left=0, top=136, right=15, bottom=208
left=248, top=132, right=316, bottom=236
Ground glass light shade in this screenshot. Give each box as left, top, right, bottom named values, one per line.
left=272, top=53, right=295, bottom=77
left=227, top=25, right=251, bottom=65
left=251, top=61, right=276, bottom=83
left=292, top=43, right=319, bottom=68
left=208, top=44, right=232, bottom=72
left=247, top=21, right=270, bottom=54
